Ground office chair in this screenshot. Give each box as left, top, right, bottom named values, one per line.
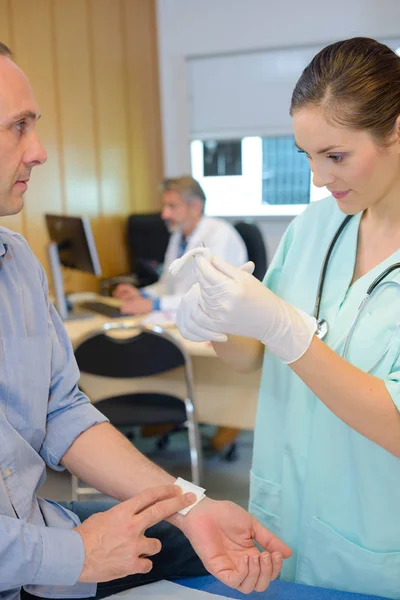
left=212, top=222, right=267, bottom=463
left=127, top=213, right=170, bottom=287
left=100, top=212, right=170, bottom=298
left=234, top=221, right=268, bottom=281
left=72, top=322, right=202, bottom=499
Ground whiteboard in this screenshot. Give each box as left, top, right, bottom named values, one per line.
left=187, top=39, right=400, bottom=140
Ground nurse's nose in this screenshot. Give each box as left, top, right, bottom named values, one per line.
left=312, top=165, right=335, bottom=188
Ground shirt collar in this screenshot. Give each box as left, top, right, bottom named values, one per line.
left=0, top=242, right=8, bottom=257
left=186, top=216, right=205, bottom=242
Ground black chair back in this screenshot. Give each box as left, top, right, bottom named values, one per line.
left=127, top=213, right=170, bottom=283
left=234, top=221, right=267, bottom=281
left=75, top=329, right=185, bottom=378
left=73, top=324, right=202, bottom=488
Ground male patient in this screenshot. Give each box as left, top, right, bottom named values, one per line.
left=114, top=176, right=247, bottom=314
left=0, top=43, right=290, bottom=600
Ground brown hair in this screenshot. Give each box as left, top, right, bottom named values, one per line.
left=290, top=37, right=400, bottom=144
left=0, top=42, right=12, bottom=58
left=161, top=176, right=206, bottom=212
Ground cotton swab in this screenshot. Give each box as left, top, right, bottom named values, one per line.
left=168, top=246, right=213, bottom=277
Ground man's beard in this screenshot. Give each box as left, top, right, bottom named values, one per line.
left=164, top=220, right=183, bottom=233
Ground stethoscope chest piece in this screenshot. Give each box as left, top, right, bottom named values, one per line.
left=316, top=318, right=328, bottom=340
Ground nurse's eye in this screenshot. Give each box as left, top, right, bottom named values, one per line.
left=297, top=149, right=311, bottom=160
left=328, top=154, right=345, bottom=163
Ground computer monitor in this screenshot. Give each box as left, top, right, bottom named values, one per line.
left=45, top=214, right=102, bottom=320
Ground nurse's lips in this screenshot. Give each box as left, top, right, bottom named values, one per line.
left=330, top=190, right=350, bottom=200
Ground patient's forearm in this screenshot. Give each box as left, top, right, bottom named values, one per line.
left=212, top=335, right=264, bottom=373
left=61, top=422, right=175, bottom=501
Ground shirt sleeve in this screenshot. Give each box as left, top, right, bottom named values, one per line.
left=143, top=275, right=167, bottom=298
left=0, top=516, right=85, bottom=588
left=205, top=223, right=248, bottom=267
left=142, top=235, right=177, bottom=299
left=159, top=294, right=184, bottom=312
left=36, top=264, right=109, bottom=470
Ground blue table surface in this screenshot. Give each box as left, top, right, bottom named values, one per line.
left=177, top=575, right=387, bottom=600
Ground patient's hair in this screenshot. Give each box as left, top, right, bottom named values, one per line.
left=0, top=42, right=12, bottom=58
left=161, top=176, right=206, bottom=213
left=290, top=37, right=400, bottom=145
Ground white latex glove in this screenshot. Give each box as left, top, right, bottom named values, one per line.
left=176, top=258, right=255, bottom=343
left=177, top=254, right=317, bottom=364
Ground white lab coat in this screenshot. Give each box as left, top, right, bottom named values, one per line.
left=144, top=217, right=248, bottom=312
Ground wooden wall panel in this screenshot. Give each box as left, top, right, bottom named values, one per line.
left=53, top=0, right=98, bottom=217
left=87, top=0, right=131, bottom=277
left=10, top=0, right=64, bottom=269
left=0, top=0, right=163, bottom=293
left=52, top=0, right=99, bottom=291
left=122, top=0, right=164, bottom=213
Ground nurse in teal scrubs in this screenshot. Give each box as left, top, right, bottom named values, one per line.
left=175, top=38, right=400, bottom=599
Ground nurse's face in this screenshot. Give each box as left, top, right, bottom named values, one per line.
left=293, top=106, right=400, bottom=215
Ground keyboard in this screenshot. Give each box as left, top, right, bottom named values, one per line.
left=78, top=301, right=125, bottom=318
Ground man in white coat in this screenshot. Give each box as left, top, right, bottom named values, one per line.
left=114, top=176, right=247, bottom=314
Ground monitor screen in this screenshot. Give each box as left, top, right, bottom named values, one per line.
left=45, top=214, right=101, bottom=277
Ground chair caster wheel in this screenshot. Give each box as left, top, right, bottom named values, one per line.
left=156, top=435, right=170, bottom=450
left=223, top=443, right=238, bottom=462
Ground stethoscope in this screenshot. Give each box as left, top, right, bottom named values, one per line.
left=314, top=214, right=400, bottom=369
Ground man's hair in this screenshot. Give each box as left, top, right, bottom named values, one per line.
left=0, top=42, right=12, bottom=58
left=161, top=176, right=206, bottom=213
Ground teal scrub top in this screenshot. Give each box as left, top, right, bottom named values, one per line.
left=249, top=196, right=400, bottom=599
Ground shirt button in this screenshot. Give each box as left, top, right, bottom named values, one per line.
left=5, top=468, right=11, bottom=477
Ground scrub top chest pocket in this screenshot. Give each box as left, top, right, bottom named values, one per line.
left=330, top=279, right=400, bottom=376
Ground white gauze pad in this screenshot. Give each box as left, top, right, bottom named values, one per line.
left=174, top=477, right=206, bottom=515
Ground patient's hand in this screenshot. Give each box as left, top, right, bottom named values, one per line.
left=180, top=497, right=291, bottom=594
left=113, top=283, right=141, bottom=301
left=120, top=297, right=153, bottom=315
left=75, top=485, right=196, bottom=583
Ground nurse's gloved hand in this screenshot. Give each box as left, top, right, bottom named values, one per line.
left=176, top=282, right=229, bottom=343
left=180, top=255, right=316, bottom=364
left=176, top=260, right=256, bottom=344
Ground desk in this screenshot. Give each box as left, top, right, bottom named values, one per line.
left=64, top=306, right=261, bottom=430
left=178, top=575, right=386, bottom=600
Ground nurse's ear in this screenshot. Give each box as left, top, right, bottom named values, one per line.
left=391, top=114, right=400, bottom=153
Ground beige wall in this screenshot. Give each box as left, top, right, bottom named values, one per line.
left=0, top=0, right=163, bottom=291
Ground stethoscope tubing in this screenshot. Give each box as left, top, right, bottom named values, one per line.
left=314, top=214, right=400, bottom=321
left=314, top=215, right=353, bottom=321
left=314, top=215, right=400, bottom=371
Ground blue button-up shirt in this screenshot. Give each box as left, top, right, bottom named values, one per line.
left=0, top=228, right=108, bottom=599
